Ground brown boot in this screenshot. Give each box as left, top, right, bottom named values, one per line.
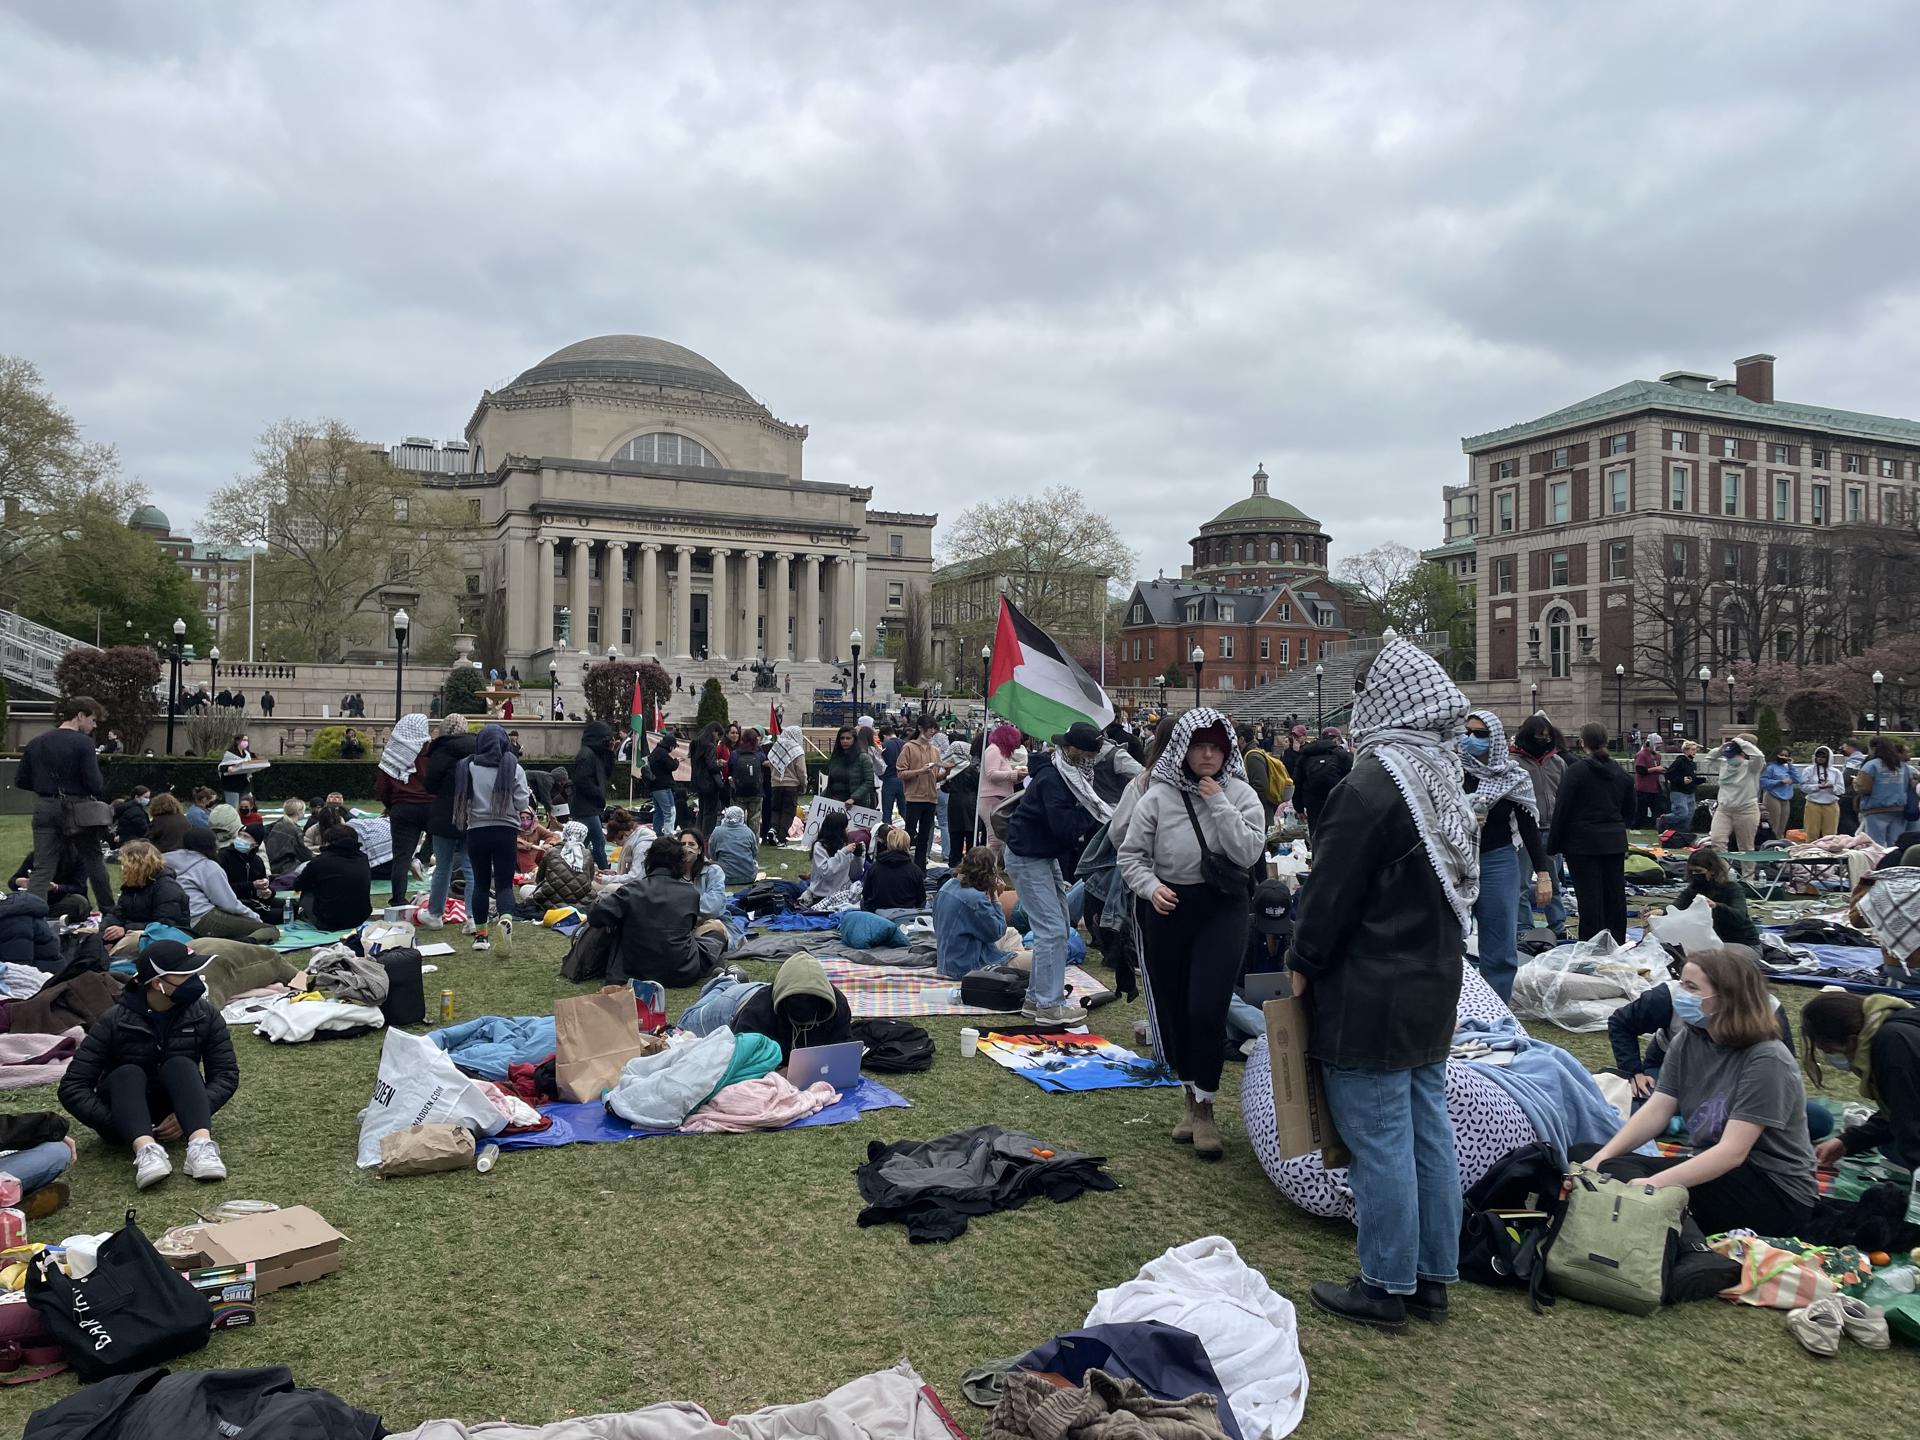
left=1171, top=1092, right=1196, bottom=1145
left=1190, top=1098, right=1223, bottom=1160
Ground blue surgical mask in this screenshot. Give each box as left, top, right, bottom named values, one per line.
left=1672, top=989, right=1708, bottom=1027
left=231, top=836, right=254, bottom=854
left=1461, top=735, right=1491, bottom=759
left=1819, top=1051, right=1853, bottom=1074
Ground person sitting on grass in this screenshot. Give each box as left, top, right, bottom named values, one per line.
left=209, top=804, right=278, bottom=927
left=708, top=805, right=760, bottom=886
left=265, top=798, right=314, bottom=871
left=1801, top=990, right=1920, bottom=1171
left=933, top=845, right=1018, bottom=979
left=167, top=828, right=279, bottom=942
left=678, top=951, right=854, bottom=1062
left=603, top=807, right=638, bottom=867
left=9, top=841, right=91, bottom=925
left=799, top=811, right=864, bottom=907
left=111, top=786, right=153, bottom=850
left=1575, top=946, right=1818, bottom=1236
left=525, top=821, right=596, bottom=911
left=861, top=824, right=927, bottom=911
left=185, top=787, right=217, bottom=829
left=679, top=828, right=729, bottom=919
left=1645, top=847, right=1760, bottom=948
left=145, top=792, right=190, bottom=853
left=0, top=1111, right=77, bottom=1221
left=590, top=835, right=715, bottom=988
left=515, top=806, right=560, bottom=874
left=57, top=940, right=237, bottom=1190
left=100, top=840, right=190, bottom=947
left=293, top=824, right=373, bottom=932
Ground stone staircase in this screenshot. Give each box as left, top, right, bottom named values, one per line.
left=0, top=608, right=87, bottom=698
left=1213, top=632, right=1449, bottom=730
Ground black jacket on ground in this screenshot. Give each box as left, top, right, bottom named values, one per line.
left=861, top=848, right=927, bottom=909
left=0, top=891, right=62, bottom=971
left=571, top=722, right=614, bottom=818
left=101, top=876, right=191, bottom=935
left=854, top=1125, right=1119, bottom=1243
left=1290, top=739, right=1353, bottom=819
left=1286, top=753, right=1462, bottom=1072
left=21, top=1364, right=383, bottom=1440
left=1546, top=752, right=1635, bottom=857
left=296, top=835, right=373, bottom=930
left=1843, top=1009, right=1920, bottom=1169
left=425, top=733, right=478, bottom=839
left=590, top=872, right=705, bottom=987
left=1005, top=753, right=1092, bottom=864
left=58, top=980, right=239, bottom=1136
left=0, top=1111, right=67, bottom=1151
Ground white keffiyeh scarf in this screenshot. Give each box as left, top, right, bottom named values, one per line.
left=1350, top=639, right=1480, bottom=927
left=380, top=712, right=430, bottom=782
left=558, top=821, right=590, bottom=873
left=1462, top=709, right=1538, bottom=824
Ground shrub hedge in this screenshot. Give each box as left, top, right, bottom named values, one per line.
left=100, top=755, right=381, bottom=802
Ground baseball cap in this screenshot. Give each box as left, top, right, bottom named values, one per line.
left=1250, top=878, right=1295, bottom=935
left=135, top=939, right=213, bottom=984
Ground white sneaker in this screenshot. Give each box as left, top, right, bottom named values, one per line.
left=460, top=919, right=477, bottom=937
left=498, top=916, right=514, bottom=952
left=472, top=929, right=491, bottom=952
left=134, top=1143, right=172, bottom=1190
left=1787, top=1296, right=1843, bottom=1358
left=184, top=1137, right=228, bottom=1182
left=1836, top=1294, right=1891, bottom=1350
left=415, top=907, right=445, bottom=931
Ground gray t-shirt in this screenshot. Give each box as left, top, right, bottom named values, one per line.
left=1657, top=1029, right=1817, bottom=1206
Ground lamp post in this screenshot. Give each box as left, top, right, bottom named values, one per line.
left=392, top=609, right=410, bottom=719
left=1190, top=644, right=1205, bottom=710
left=208, top=646, right=220, bottom=701
left=1315, top=663, right=1325, bottom=729
left=165, top=618, right=186, bottom=754
left=980, top=643, right=991, bottom=708
left=1697, top=664, right=1711, bottom=736
left=1873, top=670, right=1885, bottom=736
left=1724, top=672, right=1735, bottom=726
left=1614, top=663, right=1626, bottom=744
left=556, top=605, right=571, bottom=650
left=850, top=629, right=863, bottom=715
left=548, top=658, right=559, bottom=718
left=1529, top=680, right=1538, bottom=714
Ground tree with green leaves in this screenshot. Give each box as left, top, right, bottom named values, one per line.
left=438, top=665, right=487, bottom=717
left=15, top=505, right=211, bottom=652
left=695, top=677, right=729, bottom=731
left=54, top=646, right=164, bottom=751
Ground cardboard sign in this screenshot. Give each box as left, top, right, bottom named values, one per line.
left=1262, top=996, right=1343, bottom=1163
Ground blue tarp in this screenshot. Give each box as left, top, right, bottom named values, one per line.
left=494, top=1075, right=912, bottom=1149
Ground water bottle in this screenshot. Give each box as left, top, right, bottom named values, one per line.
left=475, top=1143, right=499, bottom=1175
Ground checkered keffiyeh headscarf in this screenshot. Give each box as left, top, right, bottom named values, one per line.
left=1855, top=866, right=1920, bottom=965
left=1463, top=708, right=1538, bottom=823
left=1150, top=707, right=1249, bottom=795
left=1349, top=639, right=1480, bottom=926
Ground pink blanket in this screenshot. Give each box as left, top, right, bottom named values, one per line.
left=681, top=1074, right=839, bottom=1133
left=0, top=1025, right=84, bottom=1090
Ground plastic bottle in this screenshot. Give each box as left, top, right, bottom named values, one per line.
left=475, top=1143, right=499, bottom=1175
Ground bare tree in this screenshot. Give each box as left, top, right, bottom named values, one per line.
left=1631, top=530, right=1716, bottom=718
left=940, top=484, right=1134, bottom=659
left=1334, top=542, right=1422, bottom=620
left=899, top=583, right=930, bottom=688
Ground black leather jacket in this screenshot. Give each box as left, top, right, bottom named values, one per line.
left=1286, top=754, right=1463, bottom=1071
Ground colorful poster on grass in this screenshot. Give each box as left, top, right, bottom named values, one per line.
left=979, top=1032, right=1177, bottom=1093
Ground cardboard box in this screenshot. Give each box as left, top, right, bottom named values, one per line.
left=1262, top=996, right=1342, bottom=1162
left=197, top=1206, right=348, bottom=1295
left=187, top=1262, right=258, bottom=1328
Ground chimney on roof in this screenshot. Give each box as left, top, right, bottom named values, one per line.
left=1734, top=353, right=1776, bottom=405
left=1251, top=463, right=1269, bottom=497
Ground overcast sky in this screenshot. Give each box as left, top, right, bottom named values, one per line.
left=7, top=1, right=1920, bottom=585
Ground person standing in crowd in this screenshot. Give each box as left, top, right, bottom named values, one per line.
left=1005, top=722, right=1109, bottom=1027
left=1760, top=747, right=1798, bottom=839
left=1631, top=735, right=1665, bottom=829
left=1548, top=722, right=1635, bottom=943
left=58, top=941, right=237, bottom=1189
left=1802, top=990, right=1920, bottom=1170
left=217, top=734, right=258, bottom=811
left=765, top=727, right=806, bottom=844
left=1288, top=639, right=1478, bottom=1333
left=1290, top=726, right=1353, bottom=840
left=1238, top=722, right=1285, bottom=832
left=338, top=727, right=366, bottom=760
left=19, top=695, right=115, bottom=913
left=1708, top=734, right=1765, bottom=852
left=376, top=714, right=433, bottom=911
left=1797, top=745, right=1844, bottom=841
left=457, top=724, right=529, bottom=952
left=1511, top=715, right=1568, bottom=940
left=570, top=720, right=615, bottom=867
left=1839, top=737, right=1868, bottom=834
left=1856, top=737, right=1914, bottom=848
left=1460, top=710, right=1549, bottom=1004
left=1664, top=740, right=1701, bottom=830
left=647, top=730, right=681, bottom=833
left=1577, top=948, right=1817, bottom=1237
left=258, top=689, right=275, bottom=718
left=823, top=726, right=875, bottom=806
left=145, top=793, right=191, bottom=854
left=728, top=729, right=765, bottom=838
left=879, top=724, right=906, bottom=828
left=420, top=714, right=477, bottom=931
left=690, top=723, right=728, bottom=838
left=945, top=732, right=982, bottom=864
left=977, top=722, right=1024, bottom=856
left=167, top=828, right=277, bottom=941
left=1118, top=710, right=1266, bottom=1160
left=898, top=716, right=943, bottom=869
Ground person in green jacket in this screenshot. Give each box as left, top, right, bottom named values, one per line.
left=824, top=726, right=876, bottom=806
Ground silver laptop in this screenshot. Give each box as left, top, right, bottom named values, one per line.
left=786, top=1040, right=864, bottom=1091
left=1242, top=970, right=1292, bottom=1006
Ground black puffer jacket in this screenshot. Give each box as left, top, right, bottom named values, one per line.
left=58, top=980, right=240, bottom=1136
left=1286, top=754, right=1463, bottom=1071
left=0, top=891, right=61, bottom=970
left=1290, top=738, right=1353, bottom=820
left=426, top=732, right=478, bottom=839
left=101, top=875, right=192, bottom=934
left=1547, top=752, right=1635, bottom=857
left=571, top=722, right=614, bottom=818
left=861, top=848, right=927, bottom=909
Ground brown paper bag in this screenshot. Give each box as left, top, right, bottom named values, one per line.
left=378, top=1123, right=476, bottom=1177
left=553, top=991, right=645, bottom=1103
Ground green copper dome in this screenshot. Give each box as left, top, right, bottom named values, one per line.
left=1202, top=465, right=1316, bottom=527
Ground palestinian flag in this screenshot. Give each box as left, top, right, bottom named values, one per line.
left=629, top=675, right=647, bottom=740
left=768, top=700, right=781, bottom=737
left=987, top=598, right=1113, bottom=740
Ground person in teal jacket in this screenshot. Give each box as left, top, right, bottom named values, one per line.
left=934, top=847, right=1016, bottom=979
left=1759, top=750, right=1798, bottom=840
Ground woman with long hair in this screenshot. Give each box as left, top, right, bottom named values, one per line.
left=977, top=722, right=1025, bottom=856
left=455, top=723, right=530, bottom=952
left=1546, top=722, right=1634, bottom=942
left=678, top=827, right=728, bottom=919
left=1801, top=988, right=1920, bottom=1170
left=690, top=723, right=728, bottom=839
left=1856, top=737, right=1914, bottom=848
left=823, top=726, right=875, bottom=806
left=1797, top=744, right=1843, bottom=841
left=800, top=810, right=863, bottom=906
left=217, top=734, right=256, bottom=810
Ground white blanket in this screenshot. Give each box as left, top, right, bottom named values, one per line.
left=604, top=1025, right=738, bottom=1131
left=250, top=995, right=386, bottom=1043
left=1085, top=1235, right=1308, bottom=1439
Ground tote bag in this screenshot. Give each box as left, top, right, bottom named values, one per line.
left=25, top=1211, right=213, bottom=1381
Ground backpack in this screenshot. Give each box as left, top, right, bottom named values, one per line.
left=851, top=1018, right=935, bottom=1072
left=1542, top=1167, right=1688, bottom=1315
left=1458, top=1142, right=1563, bottom=1292
left=560, top=923, right=613, bottom=984
left=1294, top=749, right=1343, bottom=798
left=959, top=964, right=1029, bottom=1011
left=1246, top=750, right=1286, bottom=808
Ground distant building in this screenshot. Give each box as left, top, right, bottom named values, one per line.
left=930, top=550, right=1107, bottom=683
left=127, top=505, right=260, bottom=650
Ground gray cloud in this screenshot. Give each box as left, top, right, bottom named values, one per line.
left=5, top=0, right=1918, bottom=583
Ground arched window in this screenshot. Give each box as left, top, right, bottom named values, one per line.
left=1268, top=540, right=1279, bottom=561
left=1545, top=605, right=1573, bottom=679
left=1244, top=540, right=1255, bottom=562
left=614, top=432, right=718, bottom=468
left=1718, top=604, right=1744, bottom=666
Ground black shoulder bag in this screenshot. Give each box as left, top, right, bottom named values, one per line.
left=1181, top=791, right=1257, bottom=898
left=26, top=1209, right=213, bottom=1381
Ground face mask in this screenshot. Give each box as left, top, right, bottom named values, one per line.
left=1519, top=735, right=1551, bottom=757
left=1819, top=1051, right=1853, bottom=1074
left=519, top=816, right=535, bottom=831
left=1460, top=735, right=1491, bottom=759
left=1672, top=989, right=1708, bottom=1027
left=231, top=836, right=254, bottom=853
left=137, top=797, right=151, bottom=808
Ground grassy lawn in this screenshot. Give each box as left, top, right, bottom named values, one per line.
left=0, top=810, right=1907, bottom=1437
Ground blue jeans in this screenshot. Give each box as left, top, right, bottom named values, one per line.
left=580, top=811, right=608, bottom=869
left=936, top=790, right=951, bottom=858
left=1226, top=995, right=1267, bottom=1043
left=0, top=1139, right=72, bottom=1195
left=678, top=976, right=766, bottom=1034
left=1322, top=1061, right=1461, bottom=1295
left=1474, top=842, right=1522, bottom=1003
left=651, top=789, right=676, bottom=832
left=1864, top=812, right=1906, bottom=847
left=1663, top=792, right=1696, bottom=829
left=881, top=777, right=905, bottom=828
left=1520, top=855, right=1568, bottom=937
left=1005, top=851, right=1069, bottom=1008
left=427, top=834, right=475, bottom=917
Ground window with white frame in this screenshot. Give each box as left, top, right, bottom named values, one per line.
left=1722, top=470, right=1741, bottom=515
left=1498, top=491, right=1515, bottom=532
left=1608, top=540, right=1629, bottom=581
left=1218, top=635, right=1234, bottom=659
left=1812, top=448, right=1828, bottom=468
left=1609, top=434, right=1630, bottom=455
left=1496, top=459, right=1515, bottom=479
left=1219, top=602, right=1235, bottom=623
left=1772, top=443, right=1793, bottom=464
left=1550, top=549, right=1569, bottom=587
left=1607, top=466, right=1629, bottom=513
left=889, top=533, right=904, bottom=557
left=1493, top=556, right=1515, bottom=593
left=1847, top=487, right=1864, bottom=523
left=887, top=581, right=903, bottom=607
left=615, top=432, right=717, bottom=467
left=1669, top=430, right=1687, bottom=451
left=1669, top=464, right=1689, bottom=509
left=1845, top=453, right=1863, bottom=473
left=1721, top=438, right=1738, bottom=459
left=1546, top=607, right=1573, bottom=678
left=1811, top=484, right=1829, bottom=526
left=1259, top=637, right=1270, bottom=660
left=1277, top=601, right=1292, bottom=621
left=1549, top=480, right=1570, bottom=524
left=1773, top=475, right=1791, bottom=520
left=1881, top=458, right=1897, bottom=478
left=1278, top=638, right=1290, bottom=665
left=1551, top=446, right=1569, bottom=469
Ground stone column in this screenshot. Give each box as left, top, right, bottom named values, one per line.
left=603, top=540, right=628, bottom=652
left=707, top=546, right=731, bottom=660
left=771, top=552, right=793, bottom=661
left=639, top=543, right=660, bottom=659
left=800, top=554, right=822, bottom=662
left=535, top=535, right=557, bottom=653
left=833, top=555, right=854, bottom=661
left=569, top=537, right=591, bottom=650
left=740, top=550, right=765, bottom=657
left=673, top=545, right=694, bottom=659
left=852, top=552, right=869, bottom=642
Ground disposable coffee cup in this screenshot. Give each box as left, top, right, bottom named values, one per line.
left=959, top=1027, right=980, bottom=1058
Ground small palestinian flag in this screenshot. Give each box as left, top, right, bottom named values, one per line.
left=987, top=597, right=1114, bottom=740
left=629, top=676, right=647, bottom=740
left=769, top=700, right=781, bottom=737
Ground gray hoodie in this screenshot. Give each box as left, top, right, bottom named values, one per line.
left=464, top=762, right=532, bottom=830
left=1118, top=777, right=1267, bottom=898
left=165, top=847, right=251, bottom=922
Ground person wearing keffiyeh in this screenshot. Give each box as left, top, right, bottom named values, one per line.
left=1460, top=708, right=1550, bottom=1005
left=1285, top=637, right=1476, bottom=1334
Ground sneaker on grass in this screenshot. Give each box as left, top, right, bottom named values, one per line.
left=134, top=1143, right=171, bottom=1190
left=185, top=1137, right=228, bottom=1182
